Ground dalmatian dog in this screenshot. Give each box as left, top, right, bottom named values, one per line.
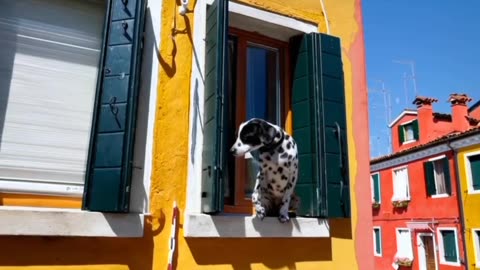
left=230, top=118, right=299, bottom=223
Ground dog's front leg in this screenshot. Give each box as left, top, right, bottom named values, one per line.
left=252, top=172, right=267, bottom=220
left=279, top=185, right=294, bottom=223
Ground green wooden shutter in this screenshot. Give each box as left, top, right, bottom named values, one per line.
left=373, top=174, right=380, bottom=203
left=443, top=157, right=452, bottom=195
left=291, top=33, right=350, bottom=218
left=470, top=155, right=480, bottom=190
left=374, top=228, right=381, bottom=254
left=82, top=0, right=147, bottom=212
left=398, top=125, right=405, bottom=144
left=424, top=161, right=436, bottom=196
left=412, top=119, right=419, bottom=140
left=442, top=230, right=458, bottom=262
left=201, top=0, right=229, bottom=214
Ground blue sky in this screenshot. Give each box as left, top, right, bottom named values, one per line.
left=363, top=1, right=480, bottom=158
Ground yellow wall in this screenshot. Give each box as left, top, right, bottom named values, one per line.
left=458, top=144, right=480, bottom=269
left=0, top=0, right=372, bottom=269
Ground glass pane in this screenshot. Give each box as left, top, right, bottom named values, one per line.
left=434, top=160, right=446, bottom=194
left=244, top=44, right=279, bottom=197
left=404, top=125, right=414, bottom=141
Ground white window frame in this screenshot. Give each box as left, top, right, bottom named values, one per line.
left=437, top=227, right=461, bottom=266
left=0, top=0, right=163, bottom=237
left=371, top=172, right=381, bottom=204
left=428, top=155, right=449, bottom=198
left=472, top=229, right=480, bottom=267
left=184, top=0, right=329, bottom=238
left=395, top=228, right=414, bottom=261
left=465, top=150, right=480, bottom=195
left=400, top=119, right=417, bottom=145
left=392, top=165, right=410, bottom=201
left=373, top=226, right=382, bottom=257
left=416, top=232, right=438, bottom=270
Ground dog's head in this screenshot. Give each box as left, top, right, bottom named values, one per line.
left=230, top=118, right=278, bottom=157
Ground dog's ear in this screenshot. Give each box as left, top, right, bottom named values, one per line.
left=259, top=121, right=276, bottom=145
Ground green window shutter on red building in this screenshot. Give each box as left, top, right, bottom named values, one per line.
left=290, top=33, right=350, bottom=218
left=412, top=119, right=419, bottom=140
left=398, top=125, right=405, bottom=144
left=200, top=0, right=229, bottom=214
left=424, top=161, right=436, bottom=196
left=442, top=230, right=458, bottom=262
left=83, top=0, right=147, bottom=212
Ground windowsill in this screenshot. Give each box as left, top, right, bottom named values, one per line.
left=374, top=253, right=382, bottom=257
left=0, top=206, right=145, bottom=237
left=432, top=194, right=449, bottom=199
left=439, top=260, right=461, bottom=267
left=184, top=213, right=330, bottom=238
left=402, top=140, right=417, bottom=145
left=468, top=189, right=480, bottom=195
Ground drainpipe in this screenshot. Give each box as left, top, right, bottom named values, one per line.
left=447, top=141, right=470, bottom=269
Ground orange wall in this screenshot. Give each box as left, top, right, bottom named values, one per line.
left=0, top=0, right=372, bottom=269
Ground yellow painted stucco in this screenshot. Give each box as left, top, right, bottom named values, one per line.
left=0, top=0, right=372, bottom=270
left=457, top=144, right=480, bottom=269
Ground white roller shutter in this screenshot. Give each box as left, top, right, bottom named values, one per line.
left=0, top=0, right=106, bottom=195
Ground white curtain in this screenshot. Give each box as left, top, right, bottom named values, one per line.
left=434, top=161, right=446, bottom=194
left=392, top=229, right=414, bottom=269
left=0, top=0, right=105, bottom=187
left=392, top=168, right=410, bottom=201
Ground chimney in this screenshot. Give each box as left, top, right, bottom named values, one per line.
left=448, top=93, right=472, bottom=132
left=413, top=96, right=438, bottom=143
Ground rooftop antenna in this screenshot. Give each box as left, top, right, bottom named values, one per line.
left=370, top=79, right=392, bottom=125
left=393, top=59, right=418, bottom=99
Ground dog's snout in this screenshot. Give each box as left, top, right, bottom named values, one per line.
left=230, top=146, right=236, bottom=154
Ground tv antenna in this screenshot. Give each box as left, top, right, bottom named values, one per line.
left=393, top=59, right=418, bottom=105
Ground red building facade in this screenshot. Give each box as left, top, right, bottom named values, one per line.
left=371, top=94, right=480, bottom=270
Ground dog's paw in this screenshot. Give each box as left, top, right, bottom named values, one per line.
left=278, top=214, right=290, bottom=223
left=256, top=211, right=266, bottom=220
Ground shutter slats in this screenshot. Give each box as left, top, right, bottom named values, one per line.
left=291, top=33, right=350, bottom=218
left=442, top=230, right=458, bottom=262
left=201, top=0, right=229, bottom=214
left=469, top=155, right=480, bottom=189
left=398, top=125, right=405, bottom=144
left=443, top=157, right=452, bottom=195
left=83, top=0, right=146, bottom=212
left=412, top=119, right=419, bottom=140
left=372, top=174, right=380, bottom=203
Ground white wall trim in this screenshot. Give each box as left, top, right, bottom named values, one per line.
left=388, top=110, right=417, bottom=128
left=0, top=206, right=145, bottom=237
left=428, top=154, right=447, bottom=162
left=184, top=213, right=329, bottom=238
left=437, top=227, right=461, bottom=266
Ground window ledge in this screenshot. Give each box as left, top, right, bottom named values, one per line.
left=468, top=190, right=480, bottom=195
left=439, top=261, right=461, bottom=267
left=184, top=213, right=330, bottom=238
left=0, top=206, right=145, bottom=237
left=402, top=140, right=417, bottom=145
left=432, top=194, right=449, bottom=199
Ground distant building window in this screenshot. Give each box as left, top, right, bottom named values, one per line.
left=467, top=154, right=480, bottom=192
left=473, top=229, right=480, bottom=267
left=373, top=227, right=382, bottom=256
left=371, top=173, right=381, bottom=204
left=392, top=167, right=410, bottom=202
left=438, top=228, right=460, bottom=265
left=398, top=120, right=419, bottom=144
left=424, top=156, right=452, bottom=197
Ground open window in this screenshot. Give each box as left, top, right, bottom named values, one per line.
left=398, top=119, right=419, bottom=144
left=200, top=0, right=350, bottom=218
left=0, top=0, right=147, bottom=212
left=424, top=156, right=452, bottom=198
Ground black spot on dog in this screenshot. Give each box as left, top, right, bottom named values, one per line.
left=281, top=175, right=288, bottom=181
left=263, top=163, right=267, bottom=168
left=288, top=154, right=293, bottom=160
left=273, top=171, right=277, bottom=175
left=292, top=176, right=296, bottom=182
left=277, top=167, right=283, bottom=174
left=286, top=135, right=290, bottom=140
left=276, top=184, right=281, bottom=189
left=278, top=147, right=284, bottom=153
left=265, top=155, right=271, bottom=161
left=268, top=167, right=272, bottom=171
left=275, top=132, right=281, bottom=139
left=286, top=142, right=291, bottom=149
left=286, top=162, right=291, bottom=167
left=268, top=184, right=273, bottom=190
left=272, top=179, right=276, bottom=184
left=280, top=153, right=288, bottom=159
